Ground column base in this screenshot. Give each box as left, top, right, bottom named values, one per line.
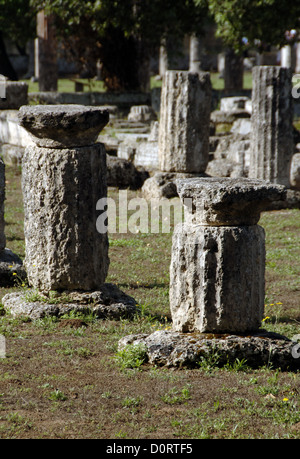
left=118, top=330, right=299, bottom=371
left=2, top=283, right=137, bottom=320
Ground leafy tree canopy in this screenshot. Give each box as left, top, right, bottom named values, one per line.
left=206, top=0, right=300, bottom=53
left=0, top=0, right=36, bottom=50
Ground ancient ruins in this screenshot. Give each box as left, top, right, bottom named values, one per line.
left=0, top=65, right=299, bottom=369
left=2, top=105, right=137, bottom=319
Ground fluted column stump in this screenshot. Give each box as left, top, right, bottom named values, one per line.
left=170, top=177, right=286, bottom=334
left=3, top=105, right=137, bottom=319
left=118, top=178, right=299, bottom=370
left=249, top=66, right=294, bottom=187
left=142, top=70, right=212, bottom=199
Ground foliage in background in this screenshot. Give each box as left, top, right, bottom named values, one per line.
left=31, top=0, right=210, bottom=91
left=206, top=0, right=300, bottom=53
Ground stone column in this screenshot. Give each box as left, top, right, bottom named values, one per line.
left=0, top=158, right=6, bottom=252
left=249, top=66, right=294, bottom=187
left=18, top=105, right=109, bottom=292
left=159, top=71, right=211, bottom=173
left=142, top=70, right=212, bottom=200
left=36, top=10, right=58, bottom=92
left=189, top=34, right=202, bottom=73
left=170, top=177, right=286, bottom=334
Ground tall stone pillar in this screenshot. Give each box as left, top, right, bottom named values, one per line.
left=249, top=66, right=294, bottom=187
left=18, top=105, right=109, bottom=292
left=36, top=10, right=58, bottom=92
left=142, top=70, right=212, bottom=200
left=2, top=104, right=138, bottom=318
left=170, top=177, right=286, bottom=334
left=159, top=71, right=211, bottom=173
left=189, top=34, right=202, bottom=73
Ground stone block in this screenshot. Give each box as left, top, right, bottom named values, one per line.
left=159, top=71, right=211, bottom=173
left=22, top=143, right=109, bottom=292
left=19, top=104, right=109, bottom=148
left=176, top=177, right=286, bottom=226
left=170, top=223, right=265, bottom=333
left=249, top=66, right=294, bottom=186
left=220, top=96, right=250, bottom=112
left=0, top=82, right=28, bottom=109
left=128, top=105, right=157, bottom=123
left=290, top=153, right=300, bottom=189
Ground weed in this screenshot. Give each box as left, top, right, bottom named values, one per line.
left=161, top=385, right=192, bottom=405
left=48, top=389, right=67, bottom=401
left=197, top=345, right=221, bottom=372
left=225, top=358, right=250, bottom=372
left=114, top=343, right=148, bottom=370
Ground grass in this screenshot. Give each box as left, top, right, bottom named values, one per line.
left=0, top=165, right=299, bottom=439
left=21, top=71, right=253, bottom=94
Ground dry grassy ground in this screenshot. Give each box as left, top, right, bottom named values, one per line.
left=0, top=164, right=299, bottom=439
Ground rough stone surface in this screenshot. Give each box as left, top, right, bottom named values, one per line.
left=2, top=283, right=137, bottom=320
left=118, top=330, right=299, bottom=371
left=210, top=109, right=250, bottom=125
left=158, top=71, right=211, bottom=173
left=128, top=105, right=157, bottom=123
left=220, top=96, right=250, bottom=112
left=170, top=223, right=265, bottom=334
left=290, top=153, right=300, bottom=189
left=22, top=143, right=109, bottom=292
left=18, top=105, right=109, bottom=148
left=0, top=157, right=6, bottom=251
left=249, top=66, right=294, bottom=187
left=176, top=177, right=287, bottom=226
left=106, top=155, right=149, bottom=190
left=142, top=172, right=207, bottom=200
left=0, top=82, right=28, bottom=109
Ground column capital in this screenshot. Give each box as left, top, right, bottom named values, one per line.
left=19, top=104, right=109, bottom=148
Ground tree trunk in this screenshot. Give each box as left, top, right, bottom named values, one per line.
left=99, top=28, right=150, bottom=92
left=0, top=31, right=18, bottom=80
left=224, top=48, right=243, bottom=92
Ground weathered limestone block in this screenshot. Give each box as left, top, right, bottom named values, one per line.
left=19, top=104, right=109, bottom=148
left=249, top=66, right=294, bottom=186
left=118, top=330, right=299, bottom=370
left=290, top=153, right=300, bottom=189
left=128, top=105, right=157, bottom=123
left=0, top=157, right=6, bottom=251
left=0, top=82, right=28, bottom=109
left=106, top=155, right=149, bottom=190
left=220, top=96, right=250, bottom=112
left=170, top=223, right=265, bottom=333
left=169, top=177, right=286, bottom=334
left=176, top=177, right=287, bottom=226
left=158, top=71, right=211, bottom=173
left=22, top=143, right=109, bottom=292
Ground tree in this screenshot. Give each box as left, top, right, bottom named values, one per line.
left=207, top=0, right=300, bottom=54
left=0, top=0, right=36, bottom=79
left=35, top=0, right=209, bottom=91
